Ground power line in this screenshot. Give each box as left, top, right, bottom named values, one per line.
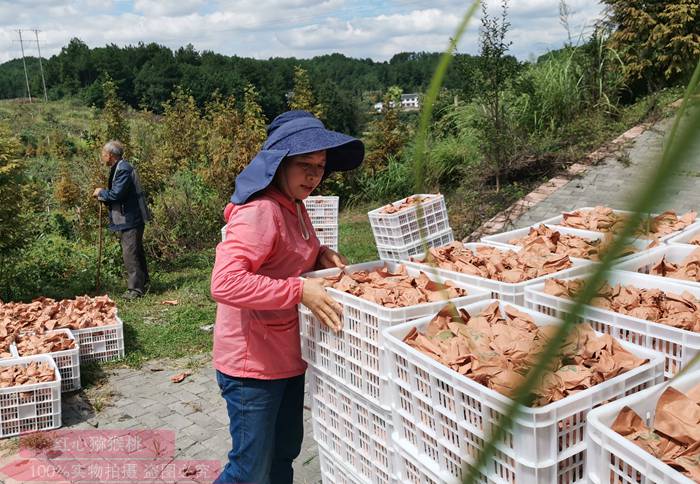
left=32, top=29, right=48, bottom=102
left=15, top=30, right=32, bottom=103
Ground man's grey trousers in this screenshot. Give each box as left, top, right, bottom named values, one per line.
left=119, top=226, right=149, bottom=294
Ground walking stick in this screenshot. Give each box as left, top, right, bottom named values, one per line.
left=96, top=202, right=104, bottom=294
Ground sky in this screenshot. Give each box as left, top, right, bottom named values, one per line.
left=0, top=0, right=605, bottom=64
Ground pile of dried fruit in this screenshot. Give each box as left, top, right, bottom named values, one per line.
left=0, top=295, right=117, bottom=334
left=16, top=332, right=76, bottom=356
left=321, top=265, right=466, bottom=307
left=688, top=233, right=700, bottom=245
left=417, top=242, right=573, bottom=283
left=544, top=278, right=700, bottom=332
left=380, top=195, right=435, bottom=214
left=558, top=207, right=696, bottom=239
left=508, top=224, right=644, bottom=261
left=403, top=302, right=647, bottom=406
left=0, top=361, right=56, bottom=388
left=612, top=383, right=700, bottom=480
left=647, top=248, right=700, bottom=283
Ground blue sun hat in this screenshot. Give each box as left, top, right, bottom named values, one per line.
left=230, top=110, right=364, bottom=204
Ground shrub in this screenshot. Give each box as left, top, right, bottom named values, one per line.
left=1, top=234, right=121, bottom=302
left=146, top=169, right=221, bottom=262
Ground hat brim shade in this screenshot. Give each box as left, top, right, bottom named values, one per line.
left=271, top=127, right=364, bottom=173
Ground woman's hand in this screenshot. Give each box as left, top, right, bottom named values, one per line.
left=301, top=278, right=343, bottom=332
left=317, top=247, right=348, bottom=269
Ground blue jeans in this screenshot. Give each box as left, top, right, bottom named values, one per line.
left=213, top=371, right=305, bottom=484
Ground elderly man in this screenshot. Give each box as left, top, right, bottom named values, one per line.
left=93, top=140, right=151, bottom=300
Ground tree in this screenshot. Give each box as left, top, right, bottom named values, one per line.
left=234, top=84, right=267, bottom=178
left=159, top=86, right=202, bottom=172
left=602, top=0, right=700, bottom=94
left=288, top=66, right=324, bottom=118
left=100, top=76, right=130, bottom=150
left=203, top=92, right=242, bottom=200
left=477, top=0, right=516, bottom=193
left=364, top=86, right=406, bottom=174
left=0, top=123, right=32, bottom=254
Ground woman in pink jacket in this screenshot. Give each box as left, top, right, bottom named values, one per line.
left=210, top=110, right=364, bottom=484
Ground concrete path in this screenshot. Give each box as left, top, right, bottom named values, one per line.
left=511, top=117, right=700, bottom=228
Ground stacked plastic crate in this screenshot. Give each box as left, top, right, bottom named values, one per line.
left=300, top=261, right=491, bottom=483
left=383, top=299, right=663, bottom=483
left=304, top=196, right=339, bottom=251
left=514, top=207, right=700, bottom=482
left=368, top=194, right=453, bottom=261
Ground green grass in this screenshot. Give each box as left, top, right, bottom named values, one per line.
left=106, top=250, right=216, bottom=368
left=339, top=204, right=377, bottom=263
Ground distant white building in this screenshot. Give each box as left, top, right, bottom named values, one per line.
left=400, top=93, right=420, bottom=110
left=373, top=94, right=419, bottom=113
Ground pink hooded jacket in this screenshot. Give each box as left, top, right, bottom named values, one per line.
left=210, top=186, right=323, bottom=379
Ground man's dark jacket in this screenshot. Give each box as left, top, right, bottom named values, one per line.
left=98, top=159, right=150, bottom=232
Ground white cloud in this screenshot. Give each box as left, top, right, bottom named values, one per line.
left=133, top=0, right=206, bottom=17
left=0, top=0, right=606, bottom=64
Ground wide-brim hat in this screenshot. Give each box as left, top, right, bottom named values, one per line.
left=230, top=110, right=364, bottom=204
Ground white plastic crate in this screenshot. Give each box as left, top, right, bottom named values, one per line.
left=377, top=229, right=454, bottom=262
left=393, top=437, right=452, bottom=484
left=305, top=196, right=339, bottom=216
left=668, top=221, right=700, bottom=247
left=539, top=207, right=691, bottom=242
left=314, top=224, right=339, bottom=252
left=525, top=270, right=700, bottom=378
left=481, top=224, right=652, bottom=264
left=72, top=317, right=125, bottom=364
left=383, top=299, right=664, bottom=484
left=310, top=369, right=395, bottom=484
left=300, top=260, right=490, bottom=409
left=0, top=355, right=62, bottom=438
left=369, top=194, right=450, bottom=248
left=586, top=369, right=700, bottom=484
left=306, top=196, right=339, bottom=227
left=615, top=244, right=700, bottom=289
left=404, top=242, right=593, bottom=306
left=318, top=445, right=366, bottom=484
left=15, top=329, right=80, bottom=393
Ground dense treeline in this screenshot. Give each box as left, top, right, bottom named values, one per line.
left=0, top=40, right=489, bottom=131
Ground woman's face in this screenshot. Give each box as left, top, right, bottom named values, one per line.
left=276, top=150, right=327, bottom=200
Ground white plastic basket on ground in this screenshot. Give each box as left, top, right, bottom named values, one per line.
left=481, top=224, right=653, bottom=264
left=403, top=242, right=593, bottom=306
left=586, top=369, right=700, bottom=484
left=668, top=221, right=700, bottom=247
left=615, top=244, right=700, bottom=289
left=309, top=368, right=395, bottom=484
left=377, top=229, right=454, bottom=262
left=525, top=270, right=700, bottom=378
left=300, top=260, right=490, bottom=409
left=0, top=354, right=62, bottom=438
left=538, top=207, right=691, bottom=243
left=368, top=194, right=450, bottom=248
left=14, top=329, right=81, bottom=393
left=318, top=445, right=366, bottom=484
left=313, top=224, right=338, bottom=252
left=73, top=316, right=125, bottom=364
left=383, top=299, right=664, bottom=484
left=393, top=435, right=450, bottom=484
